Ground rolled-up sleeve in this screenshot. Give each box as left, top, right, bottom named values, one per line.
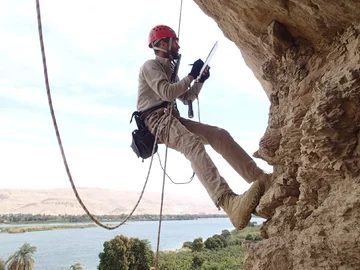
left=177, top=78, right=203, bottom=105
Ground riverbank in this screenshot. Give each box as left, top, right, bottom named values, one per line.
left=0, top=214, right=263, bottom=234
left=1, top=219, right=261, bottom=269
left=0, top=218, right=249, bottom=269
left=0, top=213, right=228, bottom=225
left=0, top=223, right=98, bottom=234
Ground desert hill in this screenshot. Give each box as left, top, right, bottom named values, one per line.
left=0, top=188, right=221, bottom=215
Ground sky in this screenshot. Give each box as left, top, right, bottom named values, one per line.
left=0, top=0, right=272, bottom=199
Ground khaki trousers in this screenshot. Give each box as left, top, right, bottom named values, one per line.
left=146, top=108, right=263, bottom=205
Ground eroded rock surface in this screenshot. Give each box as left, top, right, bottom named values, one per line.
left=194, top=1, right=360, bottom=269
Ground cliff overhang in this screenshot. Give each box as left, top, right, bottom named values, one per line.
left=194, top=1, right=360, bottom=269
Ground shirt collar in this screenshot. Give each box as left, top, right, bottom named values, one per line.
left=155, top=55, right=171, bottom=68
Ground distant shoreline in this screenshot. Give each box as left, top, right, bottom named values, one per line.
left=0, top=223, right=98, bottom=234
left=0, top=213, right=228, bottom=225
left=0, top=214, right=232, bottom=234
left=0, top=218, right=262, bottom=235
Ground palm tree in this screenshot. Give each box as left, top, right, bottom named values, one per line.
left=0, top=259, right=5, bottom=270
left=6, top=243, right=37, bottom=270
left=70, top=263, right=83, bottom=270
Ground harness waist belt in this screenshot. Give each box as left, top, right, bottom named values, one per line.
left=139, top=101, right=170, bottom=121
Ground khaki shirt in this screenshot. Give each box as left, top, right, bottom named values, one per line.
left=137, top=55, right=203, bottom=112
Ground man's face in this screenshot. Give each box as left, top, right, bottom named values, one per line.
left=160, top=38, right=180, bottom=59
left=170, top=38, right=180, bottom=59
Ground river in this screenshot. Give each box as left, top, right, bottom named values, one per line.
left=0, top=217, right=264, bottom=270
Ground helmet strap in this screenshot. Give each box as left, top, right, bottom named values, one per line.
left=152, top=37, right=177, bottom=60
left=167, top=37, right=174, bottom=60
left=153, top=46, right=168, bottom=54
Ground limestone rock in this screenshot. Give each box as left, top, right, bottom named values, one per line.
left=195, top=0, right=360, bottom=269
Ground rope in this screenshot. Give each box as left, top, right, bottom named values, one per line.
left=37, top=0, right=186, bottom=268
left=153, top=105, right=174, bottom=270
left=153, top=2, right=184, bottom=267
left=157, top=153, right=194, bottom=185
left=35, top=0, right=158, bottom=230
left=177, top=0, right=183, bottom=39
left=196, top=94, right=201, bottom=123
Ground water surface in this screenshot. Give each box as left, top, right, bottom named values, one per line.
left=0, top=217, right=264, bottom=270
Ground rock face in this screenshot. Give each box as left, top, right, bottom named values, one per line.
left=195, top=1, right=360, bottom=269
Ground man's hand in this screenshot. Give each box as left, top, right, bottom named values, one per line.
left=188, top=59, right=204, bottom=79
left=199, top=66, right=210, bottom=83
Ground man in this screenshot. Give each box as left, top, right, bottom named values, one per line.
left=137, top=25, right=271, bottom=230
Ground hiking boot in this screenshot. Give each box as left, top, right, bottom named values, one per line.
left=256, top=172, right=272, bottom=194
left=219, top=180, right=264, bottom=230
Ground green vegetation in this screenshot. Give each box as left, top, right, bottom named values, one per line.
left=98, top=235, right=154, bottom=270
left=70, top=262, right=83, bottom=270
left=3, top=226, right=261, bottom=269
left=0, top=213, right=227, bottom=224
left=5, top=244, right=83, bottom=270
left=5, top=243, right=37, bottom=270
left=159, top=245, right=245, bottom=270
left=97, top=226, right=262, bottom=270
left=157, top=226, right=262, bottom=269
left=0, top=213, right=251, bottom=234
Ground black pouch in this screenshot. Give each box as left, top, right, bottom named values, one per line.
left=130, top=112, right=158, bottom=160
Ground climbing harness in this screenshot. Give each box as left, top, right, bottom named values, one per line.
left=130, top=102, right=170, bottom=161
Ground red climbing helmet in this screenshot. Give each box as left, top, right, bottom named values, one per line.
left=148, top=25, right=177, bottom=48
